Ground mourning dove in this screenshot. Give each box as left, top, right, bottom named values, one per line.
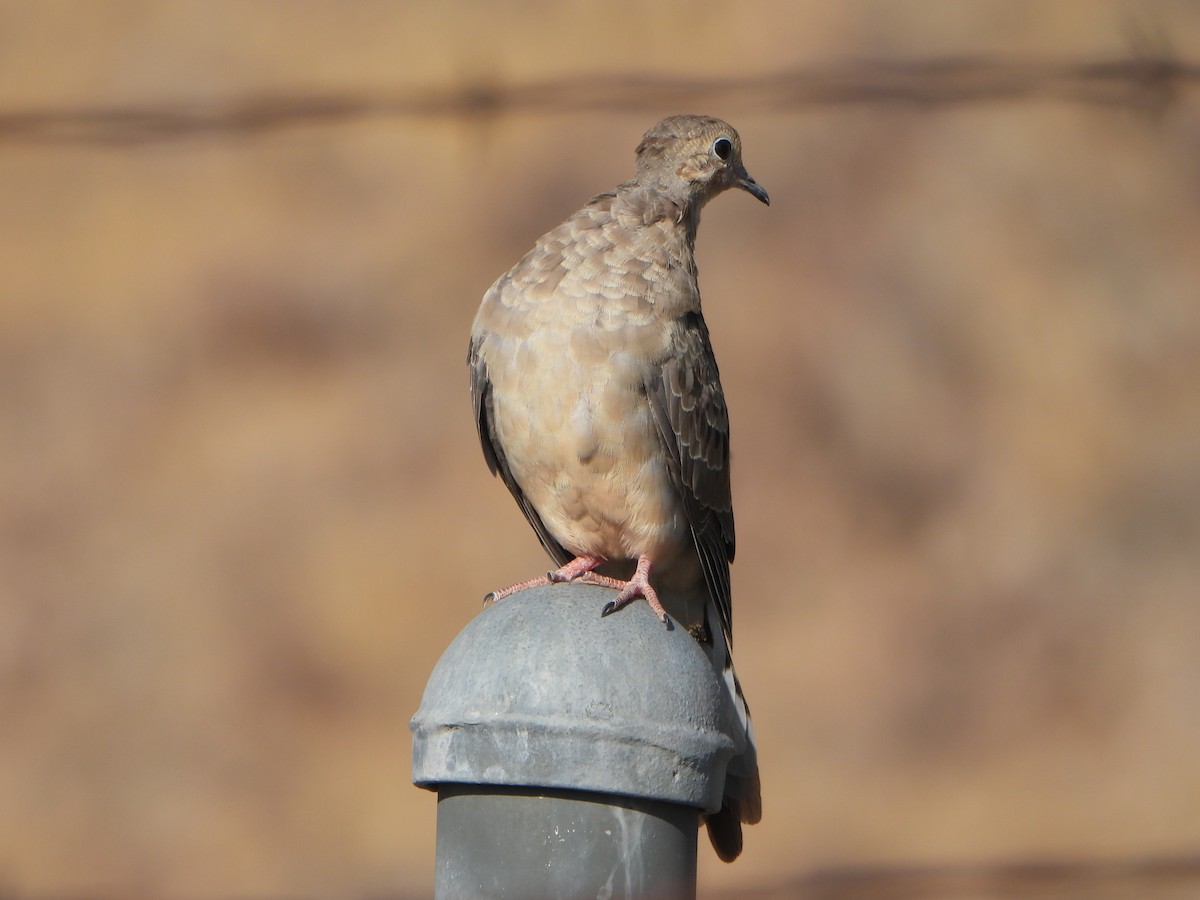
left=468, top=114, right=766, bottom=862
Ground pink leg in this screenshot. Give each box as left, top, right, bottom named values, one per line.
left=483, top=554, right=606, bottom=606
left=580, top=555, right=670, bottom=626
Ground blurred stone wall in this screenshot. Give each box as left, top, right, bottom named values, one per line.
left=1, top=2, right=1199, bottom=897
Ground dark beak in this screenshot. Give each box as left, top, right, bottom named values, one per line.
left=735, top=166, right=770, bottom=205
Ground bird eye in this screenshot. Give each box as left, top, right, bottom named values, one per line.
left=712, top=137, right=733, bottom=161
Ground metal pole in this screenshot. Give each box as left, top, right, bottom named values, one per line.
left=411, top=583, right=738, bottom=900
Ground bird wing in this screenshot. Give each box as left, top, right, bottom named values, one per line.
left=646, top=310, right=736, bottom=645
left=468, top=332, right=574, bottom=570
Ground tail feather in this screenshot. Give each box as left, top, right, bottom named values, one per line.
left=702, top=600, right=761, bottom=860
left=704, top=802, right=744, bottom=863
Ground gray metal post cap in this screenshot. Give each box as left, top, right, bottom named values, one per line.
left=411, top=583, right=737, bottom=814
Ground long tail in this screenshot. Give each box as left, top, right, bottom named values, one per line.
left=702, top=604, right=761, bottom=862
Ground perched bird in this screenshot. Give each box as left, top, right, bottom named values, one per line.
left=468, top=114, right=766, bottom=861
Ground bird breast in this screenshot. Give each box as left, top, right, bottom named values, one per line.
left=484, top=313, right=688, bottom=564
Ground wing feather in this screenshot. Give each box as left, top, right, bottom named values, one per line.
left=646, top=310, right=736, bottom=645
left=468, top=334, right=573, bottom=569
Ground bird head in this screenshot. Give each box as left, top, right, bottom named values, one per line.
left=634, top=115, right=769, bottom=208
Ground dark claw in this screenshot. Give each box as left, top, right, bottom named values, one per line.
left=482, top=591, right=497, bottom=608
left=599, top=600, right=674, bottom=629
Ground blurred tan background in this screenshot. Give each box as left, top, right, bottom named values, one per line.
left=2, top=1, right=1199, bottom=897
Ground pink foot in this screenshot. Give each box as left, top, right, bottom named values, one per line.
left=547, top=554, right=606, bottom=584
left=582, top=556, right=671, bottom=627
left=483, top=554, right=605, bottom=606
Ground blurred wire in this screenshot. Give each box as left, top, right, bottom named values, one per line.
left=1, top=55, right=1197, bottom=145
